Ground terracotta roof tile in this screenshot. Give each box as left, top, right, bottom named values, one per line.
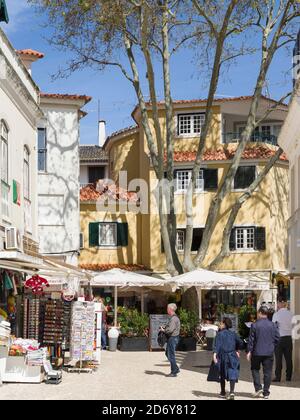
left=80, top=264, right=150, bottom=272
left=80, top=145, right=108, bottom=162
left=40, top=93, right=92, bottom=104
left=172, top=145, right=288, bottom=163
left=17, top=49, right=44, bottom=59
left=80, top=181, right=139, bottom=203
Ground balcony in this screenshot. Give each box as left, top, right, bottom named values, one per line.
left=223, top=132, right=278, bottom=146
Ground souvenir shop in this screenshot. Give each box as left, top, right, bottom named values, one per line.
left=0, top=262, right=101, bottom=385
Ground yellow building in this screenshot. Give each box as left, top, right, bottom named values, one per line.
left=79, top=95, right=289, bottom=306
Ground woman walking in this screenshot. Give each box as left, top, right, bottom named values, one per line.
left=213, top=318, right=244, bottom=400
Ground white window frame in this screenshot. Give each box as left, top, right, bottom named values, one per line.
left=175, top=169, right=204, bottom=193
left=176, top=230, right=185, bottom=252
left=99, top=223, right=117, bottom=247
left=1, top=120, right=10, bottom=220
left=38, top=128, right=47, bottom=173
left=178, top=113, right=205, bottom=137
left=235, top=227, right=255, bottom=251
left=24, top=146, right=30, bottom=201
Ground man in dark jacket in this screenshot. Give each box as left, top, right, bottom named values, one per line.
left=247, top=306, right=280, bottom=399
left=161, top=303, right=181, bottom=377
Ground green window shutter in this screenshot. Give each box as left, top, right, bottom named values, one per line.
left=0, top=0, right=9, bottom=23
left=13, top=180, right=20, bottom=206
left=89, top=223, right=99, bottom=247
left=229, top=228, right=236, bottom=251
left=255, top=227, right=266, bottom=251
left=117, top=223, right=128, bottom=247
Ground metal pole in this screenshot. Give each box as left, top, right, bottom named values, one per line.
left=141, top=289, right=145, bottom=314
left=114, top=286, right=118, bottom=327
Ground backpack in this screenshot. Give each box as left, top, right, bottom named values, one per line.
left=158, top=330, right=168, bottom=347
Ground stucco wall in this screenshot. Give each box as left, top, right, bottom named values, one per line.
left=79, top=204, right=139, bottom=266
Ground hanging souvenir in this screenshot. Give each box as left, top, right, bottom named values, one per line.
left=25, top=275, right=50, bottom=295
left=4, top=271, right=13, bottom=290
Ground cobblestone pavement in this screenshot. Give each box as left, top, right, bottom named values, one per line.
left=0, top=350, right=299, bottom=400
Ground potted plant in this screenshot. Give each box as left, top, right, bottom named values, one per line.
left=177, top=308, right=198, bottom=352
left=238, top=305, right=257, bottom=339
left=119, top=308, right=149, bottom=351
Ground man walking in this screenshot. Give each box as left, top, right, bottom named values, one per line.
left=162, top=303, right=181, bottom=378
left=272, top=298, right=294, bottom=382
left=247, top=306, right=280, bottom=399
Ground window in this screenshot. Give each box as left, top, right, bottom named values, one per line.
left=174, top=228, right=204, bottom=253
left=230, top=226, right=266, bottom=252
left=99, top=223, right=117, bottom=247
left=38, top=128, right=47, bottom=172
left=1, top=121, right=8, bottom=184
left=236, top=227, right=255, bottom=251
left=175, top=169, right=217, bottom=192
left=1, top=120, right=9, bottom=218
left=24, top=146, right=30, bottom=200
left=89, top=222, right=128, bottom=248
left=88, top=166, right=105, bottom=184
left=176, top=230, right=185, bottom=252
left=80, top=233, right=84, bottom=249
left=178, top=114, right=205, bottom=136
left=234, top=166, right=256, bottom=190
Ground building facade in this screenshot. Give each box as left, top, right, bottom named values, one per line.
left=37, top=93, right=91, bottom=265
left=0, top=28, right=42, bottom=261
left=79, top=96, right=289, bottom=305
left=278, top=84, right=300, bottom=375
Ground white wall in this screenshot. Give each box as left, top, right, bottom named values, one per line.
left=0, top=29, right=40, bottom=249
left=38, top=104, right=80, bottom=263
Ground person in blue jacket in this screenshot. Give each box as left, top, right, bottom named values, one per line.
left=213, top=318, right=244, bottom=400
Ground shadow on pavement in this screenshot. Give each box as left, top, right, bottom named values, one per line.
left=192, top=390, right=254, bottom=400
left=145, top=370, right=167, bottom=377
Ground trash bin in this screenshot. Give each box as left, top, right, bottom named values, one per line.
left=108, top=327, right=119, bottom=352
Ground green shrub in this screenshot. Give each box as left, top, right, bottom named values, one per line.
left=178, top=308, right=198, bottom=337
left=238, top=305, right=257, bottom=339
left=119, top=308, right=149, bottom=337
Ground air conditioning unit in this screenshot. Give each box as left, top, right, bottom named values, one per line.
left=5, top=227, right=22, bottom=251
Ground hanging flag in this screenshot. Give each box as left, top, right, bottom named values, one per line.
left=0, top=0, right=9, bottom=24
left=13, top=180, right=21, bottom=206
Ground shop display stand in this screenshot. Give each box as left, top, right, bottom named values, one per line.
left=68, top=302, right=95, bottom=374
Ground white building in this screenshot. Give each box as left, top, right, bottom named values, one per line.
left=37, top=93, right=91, bottom=265
left=278, top=82, right=300, bottom=375
left=0, top=29, right=42, bottom=261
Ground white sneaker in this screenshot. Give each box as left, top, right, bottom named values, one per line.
left=252, top=390, right=263, bottom=398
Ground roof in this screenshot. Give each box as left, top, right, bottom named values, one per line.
left=172, top=145, right=288, bottom=163
left=80, top=181, right=139, bottom=203
left=79, top=264, right=150, bottom=272
left=40, top=93, right=92, bottom=104
left=80, top=145, right=108, bottom=162
left=131, top=95, right=288, bottom=118
left=104, top=125, right=138, bottom=149
left=17, top=49, right=44, bottom=59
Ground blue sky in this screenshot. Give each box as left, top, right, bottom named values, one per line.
left=1, top=0, right=296, bottom=145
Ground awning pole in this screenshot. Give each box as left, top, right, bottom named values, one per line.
left=141, top=289, right=145, bottom=314
left=114, top=286, right=118, bottom=327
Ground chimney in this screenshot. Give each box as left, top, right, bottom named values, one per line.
left=17, top=50, right=44, bottom=76
left=98, top=120, right=106, bottom=148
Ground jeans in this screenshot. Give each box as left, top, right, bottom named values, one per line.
left=101, top=324, right=107, bottom=349
left=275, top=336, right=293, bottom=381
left=166, top=336, right=180, bottom=374
left=251, top=356, right=274, bottom=396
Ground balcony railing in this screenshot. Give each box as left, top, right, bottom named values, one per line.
left=223, top=132, right=278, bottom=146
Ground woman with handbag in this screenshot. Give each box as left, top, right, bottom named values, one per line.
left=212, top=318, right=244, bottom=400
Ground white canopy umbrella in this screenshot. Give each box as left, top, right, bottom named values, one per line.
left=92, top=269, right=172, bottom=325
left=170, top=269, right=250, bottom=320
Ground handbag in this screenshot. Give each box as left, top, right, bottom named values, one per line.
left=207, top=361, right=220, bottom=383
left=158, top=330, right=168, bottom=347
